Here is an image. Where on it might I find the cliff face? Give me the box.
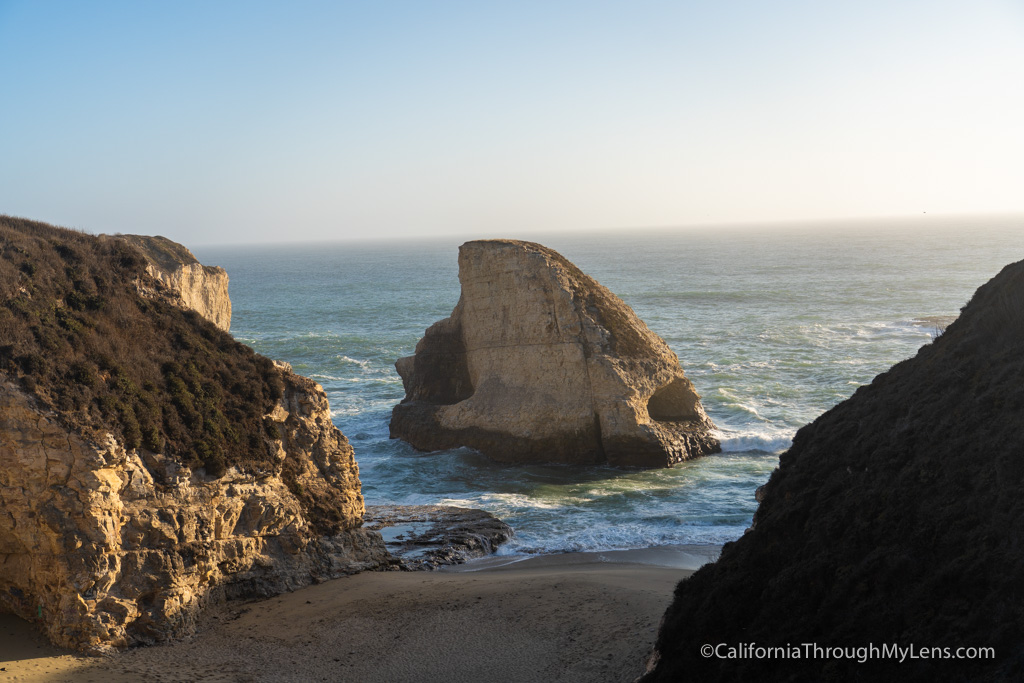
[0,370,384,651]
[119,234,232,332]
[0,216,386,651]
[390,240,718,467]
[642,260,1024,681]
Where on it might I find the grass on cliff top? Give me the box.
[118,233,224,277]
[0,215,282,479]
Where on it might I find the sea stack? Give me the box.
[641,259,1024,681]
[390,239,719,467]
[0,216,387,652]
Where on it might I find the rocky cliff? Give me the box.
[390,239,718,467]
[119,234,232,332]
[0,216,387,651]
[641,260,1024,681]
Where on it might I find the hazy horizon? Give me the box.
[185,211,1021,251]
[2,1,1022,247]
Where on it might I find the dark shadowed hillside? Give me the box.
[642,259,1024,682]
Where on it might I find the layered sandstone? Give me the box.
[119,234,232,332]
[390,239,718,467]
[642,260,1024,681]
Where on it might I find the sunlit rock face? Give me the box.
[642,259,1024,682]
[390,239,719,467]
[119,234,232,332]
[0,371,386,652]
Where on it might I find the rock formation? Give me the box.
[0,370,387,652]
[641,260,1024,681]
[390,239,718,467]
[364,504,514,570]
[0,216,387,652]
[119,234,232,332]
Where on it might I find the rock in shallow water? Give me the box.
[390,239,719,467]
[364,505,514,570]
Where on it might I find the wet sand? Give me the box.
[0,547,717,683]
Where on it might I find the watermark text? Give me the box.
[700,642,994,663]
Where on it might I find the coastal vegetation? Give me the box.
[0,215,283,478]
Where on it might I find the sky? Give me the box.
[1,0,1022,246]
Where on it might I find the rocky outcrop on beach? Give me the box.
[390,239,718,467]
[364,504,514,570]
[0,216,387,652]
[119,233,232,332]
[642,260,1024,681]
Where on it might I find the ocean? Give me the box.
[197,215,1024,555]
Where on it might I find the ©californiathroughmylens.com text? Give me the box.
[701,643,995,664]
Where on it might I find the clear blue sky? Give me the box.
[1,0,1022,245]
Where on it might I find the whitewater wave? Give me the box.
[330,400,397,418]
[475,492,580,511]
[495,522,749,555]
[336,355,371,367]
[910,314,958,328]
[320,376,399,384]
[714,429,793,453]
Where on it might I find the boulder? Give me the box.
[641,259,1024,681]
[390,239,718,467]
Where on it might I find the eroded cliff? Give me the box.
[0,370,385,651]
[642,260,1024,681]
[0,216,387,651]
[119,234,232,332]
[390,239,718,467]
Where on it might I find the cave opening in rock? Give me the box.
[646,378,700,422]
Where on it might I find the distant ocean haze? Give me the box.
[198,216,1024,554]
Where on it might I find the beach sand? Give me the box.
[0,547,717,683]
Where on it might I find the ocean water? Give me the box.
[198,215,1024,555]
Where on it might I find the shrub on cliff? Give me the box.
[0,215,282,479]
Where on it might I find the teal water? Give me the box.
[198,215,1024,554]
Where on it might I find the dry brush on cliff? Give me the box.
[0,215,284,479]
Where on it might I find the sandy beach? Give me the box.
[0,547,716,683]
